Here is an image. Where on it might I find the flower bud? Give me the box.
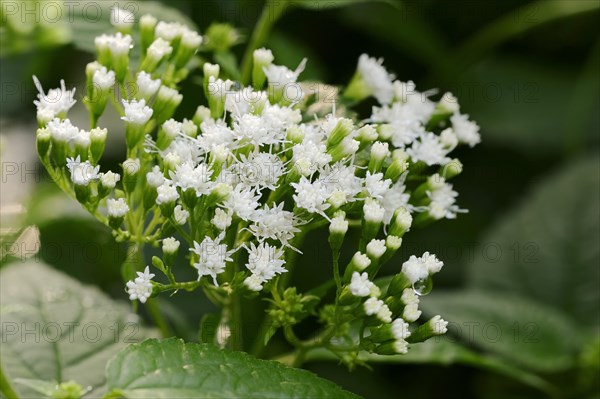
[362,198,384,242]
[356,125,378,145]
[122,99,153,149]
[327,118,354,149]
[107,198,129,229]
[36,128,51,159]
[153,86,183,124]
[389,206,412,237]
[90,127,107,163]
[204,23,238,52]
[99,171,120,198]
[162,237,180,265]
[406,315,448,343]
[329,211,348,253]
[374,339,408,355]
[174,28,202,68]
[140,38,173,72]
[135,72,161,101]
[140,14,157,55]
[368,141,389,173]
[173,205,189,225]
[366,238,386,261]
[110,6,134,34]
[122,158,140,193]
[329,137,359,163]
[439,158,463,180]
[252,48,274,89]
[343,251,371,281]
[193,105,212,125]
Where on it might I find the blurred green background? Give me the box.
[1,1,598,398]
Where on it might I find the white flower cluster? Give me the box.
[34,15,479,357]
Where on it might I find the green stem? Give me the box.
[0,364,19,399]
[240,0,289,85]
[154,280,202,293]
[145,298,174,337]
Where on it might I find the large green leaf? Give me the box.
[419,291,581,373]
[467,155,600,323]
[105,338,361,398]
[0,262,156,398]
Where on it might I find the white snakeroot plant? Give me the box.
[33,14,480,367]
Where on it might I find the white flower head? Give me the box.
[451,113,481,147]
[146,165,165,187]
[357,54,395,104]
[190,235,234,285]
[93,67,116,90]
[364,297,384,316]
[244,242,287,290]
[110,6,135,29]
[155,21,183,41]
[121,99,153,126]
[366,239,386,259]
[212,208,233,230]
[173,205,189,225]
[66,156,100,186]
[376,304,392,323]
[363,198,385,224]
[33,76,76,119]
[254,48,274,64]
[156,183,179,204]
[349,272,375,297]
[136,72,161,99]
[95,32,133,56]
[407,132,451,166]
[430,315,448,334]
[147,37,173,60]
[403,302,422,322]
[264,58,307,87]
[392,319,411,340]
[126,266,154,303]
[162,237,180,254]
[100,171,120,189]
[292,176,331,216]
[249,202,300,247]
[107,198,129,217]
[365,172,392,200]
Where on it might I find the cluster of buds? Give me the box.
[33,10,479,358]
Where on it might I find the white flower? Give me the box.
[181,28,203,48]
[126,266,154,303]
[320,163,362,204]
[403,302,421,322]
[93,67,115,90]
[429,315,448,334]
[147,37,173,60]
[173,205,189,225]
[33,76,77,119]
[292,176,331,216]
[181,119,198,137]
[222,184,261,221]
[439,128,458,150]
[244,242,286,291]
[401,252,443,285]
[428,182,466,220]
[370,141,390,162]
[156,183,179,204]
[45,118,79,142]
[264,58,307,87]
[292,141,332,176]
[74,130,90,149]
[170,161,214,196]
[381,182,411,225]
[66,156,100,186]
[364,297,384,316]
[376,304,392,323]
[235,151,285,191]
[349,272,374,297]
[421,251,444,274]
[363,198,385,224]
[249,202,300,246]
[122,158,141,175]
[110,6,135,29]
[100,171,120,189]
[146,165,165,187]
[351,252,372,271]
[439,92,459,113]
[357,54,395,104]
[95,32,133,56]
[162,237,180,254]
[401,288,419,305]
[225,87,267,117]
[366,239,386,259]
[406,132,451,166]
[212,208,233,230]
[136,72,161,99]
[254,48,274,64]
[244,274,264,292]
[190,235,234,285]
[365,172,392,200]
[207,77,233,101]
[451,113,481,147]
[155,21,183,41]
[122,99,153,126]
[393,339,409,354]
[391,319,411,340]
[107,198,129,217]
[330,213,349,235]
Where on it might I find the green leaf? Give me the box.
[105,338,361,398]
[290,0,397,10]
[0,262,156,398]
[67,1,197,54]
[419,291,581,373]
[467,155,600,323]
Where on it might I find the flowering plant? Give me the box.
[28,4,480,395]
